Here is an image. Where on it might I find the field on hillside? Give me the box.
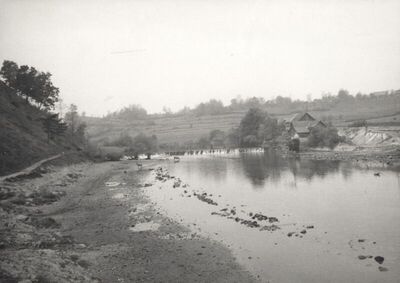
[85,111,246,145]
[85,104,400,147]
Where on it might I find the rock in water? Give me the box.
[374,256,384,264]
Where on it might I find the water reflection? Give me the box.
[296,159,341,181]
[153,151,400,283]
[240,151,284,187]
[239,151,342,187]
[176,151,397,191]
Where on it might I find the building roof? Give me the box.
[289,112,316,123]
[292,120,324,134]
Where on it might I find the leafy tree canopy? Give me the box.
[238,108,283,147]
[0,60,59,109]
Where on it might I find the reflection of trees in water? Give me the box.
[295,159,341,181]
[339,161,354,180]
[240,151,284,187]
[240,151,345,187]
[397,172,400,190]
[179,153,357,189]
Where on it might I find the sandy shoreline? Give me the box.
[0,160,256,282]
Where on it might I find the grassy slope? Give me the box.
[85,111,246,145]
[0,82,76,176]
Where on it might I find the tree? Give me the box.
[64,104,79,134]
[41,113,67,142]
[308,126,344,149]
[197,135,210,149]
[337,89,353,103]
[0,60,59,109]
[275,96,292,105]
[108,104,147,120]
[194,99,225,116]
[242,135,258,147]
[245,97,265,108]
[258,116,284,142]
[33,71,59,109]
[75,122,87,145]
[209,129,225,148]
[162,106,172,115]
[106,134,133,147]
[238,108,283,147]
[128,133,158,158]
[238,108,267,146]
[15,65,34,101]
[226,127,240,147]
[177,106,191,116]
[337,89,350,99]
[0,60,18,87]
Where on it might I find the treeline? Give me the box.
[103,133,158,158]
[189,89,400,117]
[105,104,147,120]
[37,104,87,146]
[104,89,400,121]
[0,60,86,147]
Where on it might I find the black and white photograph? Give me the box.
[0,0,399,282]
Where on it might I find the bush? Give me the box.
[308,126,344,149]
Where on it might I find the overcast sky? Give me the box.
[1,0,400,116]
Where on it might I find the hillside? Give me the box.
[84,111,245,146]
[0,82,80,175]
[84,95,400,149]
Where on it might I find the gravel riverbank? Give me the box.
[0,160,256,282]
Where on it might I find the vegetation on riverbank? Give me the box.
[100,133,159,160]
[0,60,88,176]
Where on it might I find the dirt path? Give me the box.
[0,154,62,182]
[0,160,256,282]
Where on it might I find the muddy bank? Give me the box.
[0,162,96,282]
[0,160,255,282]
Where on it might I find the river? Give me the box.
[145,151,400,282]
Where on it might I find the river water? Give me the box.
[145,151,400,282]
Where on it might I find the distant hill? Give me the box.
[84,111,246,147]
[0,82,81,175]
